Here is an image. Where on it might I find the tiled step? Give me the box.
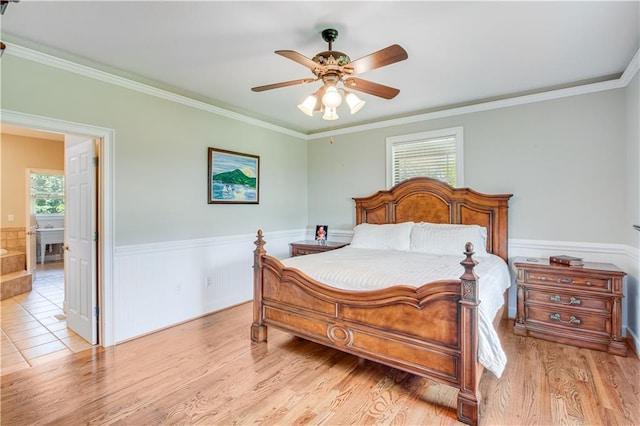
[1,251,26,275]
[1,270,33,300]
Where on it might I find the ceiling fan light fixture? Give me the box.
[297,94,317,117]
[253,28,407,122]
[321,85,342,109]
[322,107,339,121]
[345,91,366,114]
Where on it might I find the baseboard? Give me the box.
[627,328,640,359]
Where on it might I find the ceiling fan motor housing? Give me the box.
[313,28,350,71]
[312,51,351,67]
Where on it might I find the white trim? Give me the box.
[4,42,639,140]
[620,48,640,86]
[508,238,631,257]
[312,48,640,139]
[3,42,306,140]
[114,228,306,257]
[1,109,116,347]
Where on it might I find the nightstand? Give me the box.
[513,257,627,356]
[290,240,348,257]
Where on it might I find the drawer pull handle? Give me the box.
[557,277,573,284]
[549,313,581,324]
[550,295,581,305]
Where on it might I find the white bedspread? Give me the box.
[281,247,510,378]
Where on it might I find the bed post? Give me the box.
[250,229,268,343]
[457,242,480,426]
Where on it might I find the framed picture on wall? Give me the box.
[208,147,260,204]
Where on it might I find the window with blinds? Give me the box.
[386,127,463,188]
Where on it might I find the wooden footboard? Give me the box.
[251,230,483,425]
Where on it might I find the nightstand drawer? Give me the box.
[293,247,320,256]
[525,289,610,313]
[525,305,610,335]
[290,241,348,257]
[523,270,610,291]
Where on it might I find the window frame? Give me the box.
[385,126,464,188]
[32,172,65,215]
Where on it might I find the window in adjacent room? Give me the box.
[386,126,464,188]
[33,173,65,214]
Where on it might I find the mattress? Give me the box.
[281,246,511,378]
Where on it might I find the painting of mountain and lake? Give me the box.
[208,148,260,204]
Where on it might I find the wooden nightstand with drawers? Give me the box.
[290,240,348,257]
[513,257,627,356]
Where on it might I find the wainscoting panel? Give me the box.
[112,230,638,353]
[113,229,305,343]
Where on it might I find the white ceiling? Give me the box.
[1,1,639,135]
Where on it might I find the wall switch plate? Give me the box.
[7,214,14,222]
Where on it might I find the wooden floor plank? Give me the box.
[2,301,639,425]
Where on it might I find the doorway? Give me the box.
[13,132,98,345]
[2,109,115,347]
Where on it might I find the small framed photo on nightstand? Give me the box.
[315,225,328,244]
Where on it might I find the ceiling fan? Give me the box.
[251,28,408,120]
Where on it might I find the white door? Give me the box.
[65,137,97,344]
[25,171,38,273]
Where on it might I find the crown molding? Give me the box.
[4,42,307,140]
[310,50,640,139]
[5,42,639,141]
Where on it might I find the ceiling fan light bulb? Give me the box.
[322,107,339,121]
[321,85,342,109]
[297,95,317,117]
[346,92,366,114]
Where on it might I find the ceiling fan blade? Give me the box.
[276,50,323,72]
[251,78,316,92]
[345,44,408,75]
[343,77,400,99]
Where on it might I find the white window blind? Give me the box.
[386,127,463,188]
[392,136,457,185]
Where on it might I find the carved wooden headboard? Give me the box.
[353,177,513,261]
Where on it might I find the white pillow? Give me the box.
[350,222,414,251]
[410,222,489,256]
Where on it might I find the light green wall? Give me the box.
[1,56,308,246]
[308,89,628,244]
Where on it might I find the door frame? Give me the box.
[3,109,115,347]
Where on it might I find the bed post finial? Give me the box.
[251,229,268,343]
[460,242,479,303]
[254,229,266,256]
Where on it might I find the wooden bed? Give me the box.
[251,177,512,425]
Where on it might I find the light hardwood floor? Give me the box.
[2,301,639,425]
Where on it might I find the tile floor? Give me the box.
[1,261,93,376]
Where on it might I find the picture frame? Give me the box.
[208,147,260,204]
[315,225,328,243]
